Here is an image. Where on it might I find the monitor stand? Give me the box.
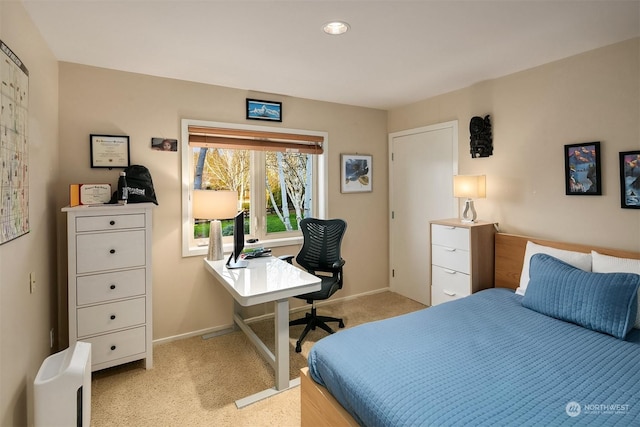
[226,252,248,269]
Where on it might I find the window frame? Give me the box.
[181,119,328,257]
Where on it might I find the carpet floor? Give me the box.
[90,291,425,427]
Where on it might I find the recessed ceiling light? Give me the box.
[322,21,350,35]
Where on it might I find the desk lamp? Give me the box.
[193,190,238,261]
[453,175,486,223]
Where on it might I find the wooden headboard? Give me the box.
[494,233,640,290]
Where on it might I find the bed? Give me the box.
[301,233,640,426]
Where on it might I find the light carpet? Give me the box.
[90,291,425,427]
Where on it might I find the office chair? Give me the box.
[283,218,347,353]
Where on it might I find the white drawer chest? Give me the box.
[430,219,496,306]
[62,203,154,371]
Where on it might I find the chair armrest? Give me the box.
[279,255,295,264]
[332,259,346,270]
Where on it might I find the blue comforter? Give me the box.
[308,288,640,426]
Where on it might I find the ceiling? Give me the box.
[21,0,640,110]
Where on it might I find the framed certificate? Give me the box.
[90,134,130,168]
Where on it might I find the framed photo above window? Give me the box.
[90,134,130,168]
[246,99,282,122]
[341,154,372,193]
[619,150,640,209]
[564,142,601,195]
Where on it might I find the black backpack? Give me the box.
[110,165,159,205]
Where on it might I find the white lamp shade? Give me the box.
[192,190,238,220]
[453,175,486,199]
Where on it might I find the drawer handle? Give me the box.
[109,220,115,226]
[443,290,456,296]
[443,269,457,274]
[109,284,116,290]
[109,249,116,254]
[110,345,116,351]
[444,247,457,252]
[110,314,116,320]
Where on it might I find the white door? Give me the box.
[389,121,458,305]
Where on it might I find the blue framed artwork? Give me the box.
[246,98,282,122]
[619,150,640,209]
[564,141,601,195]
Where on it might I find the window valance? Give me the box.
[187,125,324,154]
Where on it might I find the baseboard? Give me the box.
[152,287,391,346]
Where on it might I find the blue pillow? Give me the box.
[522,253,640,339]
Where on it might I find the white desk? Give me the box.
[204,255,321,407]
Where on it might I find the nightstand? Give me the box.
[430,219,496,306]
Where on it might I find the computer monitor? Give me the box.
[226,210,248,269]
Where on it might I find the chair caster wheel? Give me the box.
[295,342,302,353]
[338,320,345,328]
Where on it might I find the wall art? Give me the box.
[619,150,640,209]
[341,154,372,193]
[0,39,29,245]
[90,134,130,168]
[151,137,177,152]
[246,98,282,122]
[564,142,601,195]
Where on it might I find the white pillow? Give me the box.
[592,251,640,329]
[515,241,592,296]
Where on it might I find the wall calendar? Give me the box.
[0,40,29,245]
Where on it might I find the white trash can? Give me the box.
[34,342,92,427]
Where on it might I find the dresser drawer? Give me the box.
[76,230,146,274]
[431,265,471,306]
[431,224,469,250]
[77,269,146,305]
[431,244,470,274]
[76,213,145,232]
[82,327,146,366]
[77,297,146,337]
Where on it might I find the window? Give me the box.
[181,119,328,257]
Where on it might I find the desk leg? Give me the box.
[274,298,290,390]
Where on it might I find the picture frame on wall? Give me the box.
[90,134,130,168]
[564,141,601,195]
[619,150,640,209]
[246,98,282,122]
[341,154,372,193]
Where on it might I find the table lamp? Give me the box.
[453,175,486,223]
[192,189,238,261]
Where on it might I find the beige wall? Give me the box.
[56,63,389,343]
[0,2,60,426]
[3,2,639,423]
[389,38,640,252]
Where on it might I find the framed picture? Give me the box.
[90,134,130,168]
[151,137,177,152]
[619,150,640,209]
[246,98,282,122]
[341,154,372,193]
[564,141,601,195]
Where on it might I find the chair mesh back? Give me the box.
[296,218,346,272]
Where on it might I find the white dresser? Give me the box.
[430,219,496,306]
[62,203,154,371]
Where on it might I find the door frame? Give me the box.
[388,121,458,303]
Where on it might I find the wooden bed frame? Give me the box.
[300,232,640,426]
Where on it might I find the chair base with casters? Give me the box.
[281,217,347,353]
[290,302,345,353]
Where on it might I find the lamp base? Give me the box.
[461,198,477,223]
[207,220,224,261]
